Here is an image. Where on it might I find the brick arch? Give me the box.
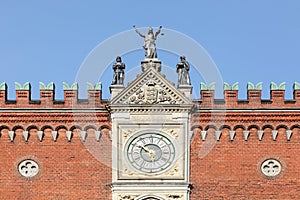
[219,125,231,131]
[191,125,203,131]
[276,124,288,130]
[99,124,110,130]
[41,125,53,131]
[84,125,97,131]
[262,124,274,130]
[205,125,217,131]
[70,125,82,131]
[0,125,10,131]
[233,124,246,131]
[12,125,24,131]
[26,125,39,131]
[247,124,260,130]
[290,124,300,130]
[55,125,67,131]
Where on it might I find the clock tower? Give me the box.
[108,56,193,200]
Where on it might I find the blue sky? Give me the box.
[1,0,300,100]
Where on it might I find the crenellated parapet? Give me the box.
[0,82,104,108]
[293,82,300,100]
[0,82,7,102]
[199,81,300,108]
[223,82,239,104]
[247,82,262,104]
[2,81,300,108]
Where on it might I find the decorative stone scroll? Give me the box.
[118,194,137,200]
[166,194,184,199]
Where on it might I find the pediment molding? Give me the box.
[109,67,193,112]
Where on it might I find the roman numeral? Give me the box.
[163,151,169,154]
[161,157,168,162]
[149,137,153,144]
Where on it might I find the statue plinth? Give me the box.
[141,59,161,72]
[178,84,193,99]
[110,84,125,99]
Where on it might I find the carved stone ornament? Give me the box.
[161,128,179,139]
[118,194,138,200]
[18,160,39,178]
[165,194,184,199]
[109,68,193,108]
[261,159,282,177]
[127,80,177,105]
[165,164,180,176]
[121,128,139,143]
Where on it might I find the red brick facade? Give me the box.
[1,83,300,199]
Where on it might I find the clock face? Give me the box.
[126,132,176,174]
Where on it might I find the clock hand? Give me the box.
[149,151,155,162]
[139,145,151,153]
[148,149,156,162]
[139,145,156,162]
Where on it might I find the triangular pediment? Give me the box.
[109,67,193,106]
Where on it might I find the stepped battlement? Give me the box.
[0,82,104,108]
[0,81,300,108]
[199,81,300,108]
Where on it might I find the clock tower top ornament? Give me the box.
[133,25,162,59]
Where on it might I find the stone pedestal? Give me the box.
[110,85,125,99]
[141,59,161,72]
[178,84,193,98]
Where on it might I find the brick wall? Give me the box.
[1,82,300,199]
[0,127,112,199]
[190,127,300,199]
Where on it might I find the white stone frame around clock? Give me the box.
[115,121,188,181]
[124,130,177,175]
